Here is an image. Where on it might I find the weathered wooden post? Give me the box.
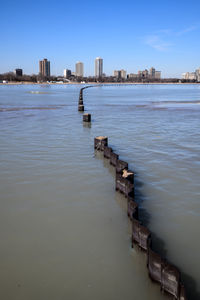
[116,159,128,174]
[78,105,84,111]
[83,113,91,122]
[104,146,113,159]
[127,191,138,220]
[94,136,108,151]
[132,218,151,251]
[116,169,134,197]
[147,248,163,283]
[110,152,119,166]
[79,99,84,105]
[161,264,180,299]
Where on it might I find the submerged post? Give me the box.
[83,113,91,122]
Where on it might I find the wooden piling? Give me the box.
[161,264,180,299]
[132,218,151,251]
[110,152,119,166]
[83,113,91,122]
[104,146,113,159]
[147,248,163,283]
[116,172,134,197]
[116,159,128,173]
[127,199,138,220]
[94,136,108,151]
[78,105,84,111]
[92,135,188,300]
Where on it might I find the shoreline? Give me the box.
[0,81,200,86]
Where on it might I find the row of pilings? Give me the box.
[78,87,188,300]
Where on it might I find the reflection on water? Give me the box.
[0,84,200,300]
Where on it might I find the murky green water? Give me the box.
[0,84,200,299]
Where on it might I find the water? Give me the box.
[0,84,200,300]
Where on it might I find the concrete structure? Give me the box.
[149,67,156,78]
[128,73,138,79]
[182,67,200,81]
[121,69,127,79]
[114,70,121,78]
[195,68,200,81]
[182,72,197,80]
[14,69,23,76]
[155,71,161,79]
[39,58,50,77]
[95,57,103,78]
[114,69,127,79]
[75,62,84,77]
[138,69,149,78]
[64,69,72,78]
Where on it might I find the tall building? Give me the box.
[39,58,50,77]
[75,62,84,77]
[120,69,127,79]
[149,67,156,78]
[95,57,103,77]
[14,69,23,76]
[64,69,72,78]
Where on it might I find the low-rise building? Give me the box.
[113,69,127,79]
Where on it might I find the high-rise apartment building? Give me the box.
[39,58,50,77]
[64,69,72,78]
[75,62,84,77]
[95,57,103,77]
[14,69,23,76]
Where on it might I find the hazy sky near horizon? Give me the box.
[0,0,200,77]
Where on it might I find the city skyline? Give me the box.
[1,0,200,77]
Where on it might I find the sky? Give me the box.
[0,0,200,77]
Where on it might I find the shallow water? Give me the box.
[0,84,200,300]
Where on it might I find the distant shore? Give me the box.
[0,81,200,85]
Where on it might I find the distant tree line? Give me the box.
[0,72,58,82]
[0,72,197,84]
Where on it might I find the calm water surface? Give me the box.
[0,84,200,300]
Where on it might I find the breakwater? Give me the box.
[79,86,188,300]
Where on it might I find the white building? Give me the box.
[75,61,84,77]
[155,71,161,79]
[195,68,200,81]
[113,69,127,79]
[95,57,103,77]
[182,72,196,80]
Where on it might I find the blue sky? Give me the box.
[0,0,200,77]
